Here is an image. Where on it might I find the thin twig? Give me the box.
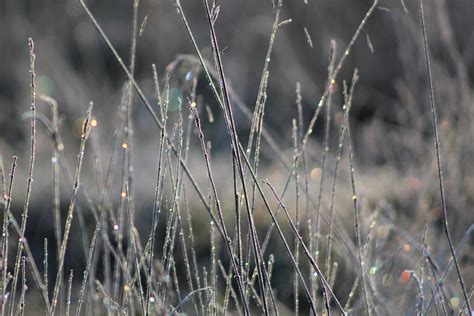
[66,270,74,316]
[51,104,93,315]
[203,1,280,313]
[417,0,471,311]
[1,156,17,316]
[76,223,100,316]
[169,287,212,315]
[189,105,249,314]
[346,118,370,315]
[78,0,227,243]
[263,179,346,315]
[10,39,37,316]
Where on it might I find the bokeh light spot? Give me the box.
[37,75,55,95]
[399,270,410,284]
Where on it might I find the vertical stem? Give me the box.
[10,39,37,316]
[417,0,471,311]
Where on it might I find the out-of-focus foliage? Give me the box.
[0,0,473,314]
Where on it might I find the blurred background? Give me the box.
[1,0,473,313]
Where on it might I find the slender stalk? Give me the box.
[292,119,300,316]
[189,105,250,314]
[10,39,37,316]
[169,287,212,315]
[325,78,353,279]
[51,104,93,315]
[418,0,471,311]
[1,156,17,316]
[43,238,48,309]
[79,0,227,242]
[146,67,168,315]
[239,152,319,315]
[19,257,26,316]
[4,212,50,312]
[263,180,346,315]
[346,116,370,314]
[258,0,380,265]
[203,1,280,314]
[66,270,73,316]
[121,3,140,306]
[175,2,293,171]
[314,40,336,299]
[40,96,64,313]
[76,224,100,316]
[218,260,243,316]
